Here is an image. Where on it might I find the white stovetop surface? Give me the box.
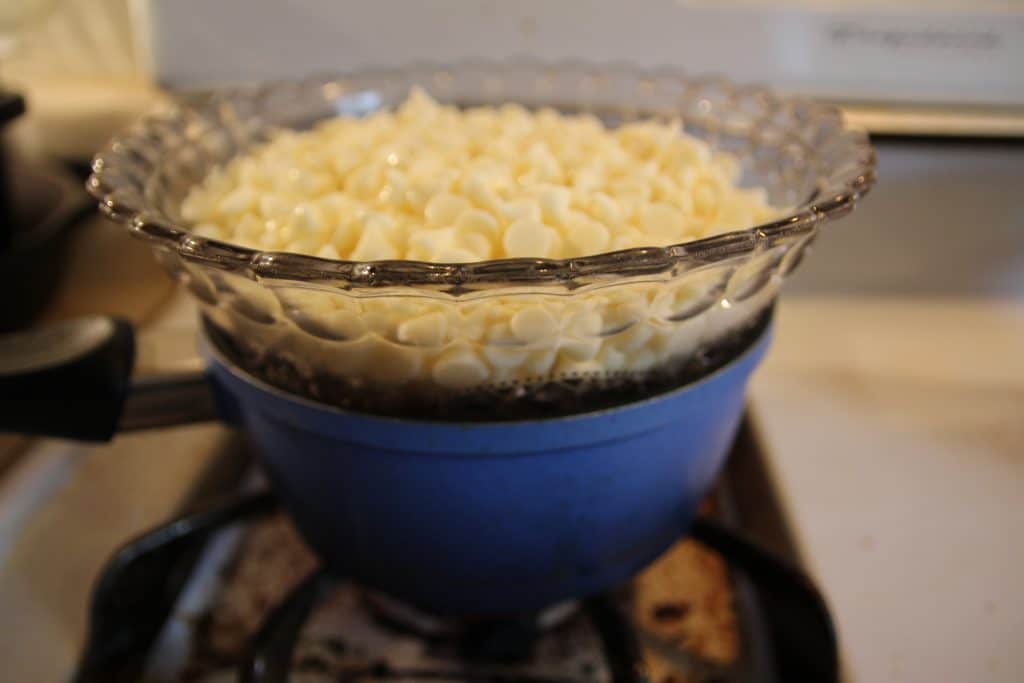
[751,295,1024,682]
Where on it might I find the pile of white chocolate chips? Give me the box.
[181,89,779,390]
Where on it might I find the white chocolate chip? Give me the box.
[692,179,721,217]
[235,214,266,242]
[362,212,399,239]
[544,228,564,259]
[259,194,291,219]
[640,202,684,236]
[597,346,627,372]
[361,310,397,338]
[287,238,318,254]
[318,192,356,219]
[259,231,285,250]
[291,202,328,236]
[217,186,256,215]
[330,220,358,253]
[482,345,531,369]
[555,357,603,377]
[564,216,611,256]
[609,178,652,203]
[614,324,655,353]
[558,337,602,362]
[365,343,422,384]
[712,151,742,183]
[435,246,480,263]
[425,193,470,227]
[572,166,604,194]
[609,229,647,251]
[524,349,557,376]
[193,223,225,240]
[500,199,542,223]
[453,230,493,259]
[565,309,603,338]
[536,185,572,225]
[523,141,563,183]
[180,193,213,222]
[316,244,340,259]
[319,309,367,340]
[503,219,554,258]
[433,347,490,388]
[654,320,705,358]
[344,164,384,199]
[397,312,449,346]
[286,169,332,196]
[350,229,398,261]
[463,173,501,211]
[604,297,648,334]
[331,150,363,178]
[485,321,520,345]
[455,209,499,238]
[380,169,408,208]
[510,306,560,344]
[586,192,623,226]
[624,348,658,373]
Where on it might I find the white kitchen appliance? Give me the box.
[136,0,1023,107]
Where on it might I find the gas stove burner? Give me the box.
[242,571,611,682]
[72,477,837,683]
[360,588,581,641]
[242,569,644,683]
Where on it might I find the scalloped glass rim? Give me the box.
[87,60,875,295]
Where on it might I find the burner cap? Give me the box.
[360,588,579,639]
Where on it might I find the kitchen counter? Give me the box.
[751,295,1024,682]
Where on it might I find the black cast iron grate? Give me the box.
[72,492,836,683]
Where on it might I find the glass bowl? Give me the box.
[88,61,875,418]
